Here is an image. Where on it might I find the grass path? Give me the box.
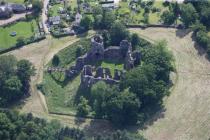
[130,28,210,140]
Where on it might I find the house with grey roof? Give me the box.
[49,16,61,25]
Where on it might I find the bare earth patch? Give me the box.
[130,28,210,140]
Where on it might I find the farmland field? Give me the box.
[0,20,38,50]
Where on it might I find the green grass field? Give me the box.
[42,39,91,115]
[42,72,80,115]
[0,20,38,50]
[3,0,25,3]
[51,3,64,16]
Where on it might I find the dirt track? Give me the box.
[130,28,210,140]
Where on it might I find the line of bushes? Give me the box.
[0,35,46,54]
[193,23,210,57]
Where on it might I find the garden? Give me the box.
[47,0,78,37]
[0,20,40,51]
[116,0,169,25]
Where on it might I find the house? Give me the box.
[101,3,115,9]
[100,0,116,10]
[0,5,13,18]
[11,4,26,13]
[49,16,61,25]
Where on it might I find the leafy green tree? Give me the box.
[52,55,60,66]
[16,37,25,46]
[93,14,103,29]
[80,15,94,30]
[32,0,43,15]
[195,30,210,49]
[0,113,15,140]
[17,60,35,83]
[0,55,36,106]
[77,96,91,117]
[180,3,198,27]
[200,6,210,28]
[161,10,176,25]
[131,33,140,49]
[141,41,174,82]
[91,81,118,117]
[106,89,140,126]
[3,76,22,101]
[110,21,129,45]
[102,11,116,29]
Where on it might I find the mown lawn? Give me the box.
[0,20,37,50]
[50,3,64,16]
[42,39,91,115]
[42,72,80,115]
[68,0,77,9]
[101,61,124,76]
[6,0,25,3]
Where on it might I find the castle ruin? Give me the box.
[48,34,141,87]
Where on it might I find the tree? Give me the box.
[3,76,22,101]
[80,15,94,30]
[131,33,140,49]
[200,6,210,28]
[52,55,60,66]
[110,21,129,45]
[17,60,35,83]
[120,41,173,116]
[141,41,174,82]
[77,96,91,117]
[16,37,25,46]
[106,89,140,126]
[195,30,209,49]
[102,11,116,29]
[143,13,149,24]
[161,10,176,25]
[91,81,118,117]
[32,0,43,15]
[180,3,198,27]
[93,14,103,29]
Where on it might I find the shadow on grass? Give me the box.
[74,84,91,105]
[49,72,80,88]
[82,118,115,137]
[76,31,90,38]
[175,28,191,38]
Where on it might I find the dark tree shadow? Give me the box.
[191,33,207,56]
[176,28,191,38]
[82,119,116,137]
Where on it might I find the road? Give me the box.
[42,0,50,34]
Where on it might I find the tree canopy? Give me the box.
[0,55,35,106]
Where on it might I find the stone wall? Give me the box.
[81,65,125,87]
[47,34,141,87]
